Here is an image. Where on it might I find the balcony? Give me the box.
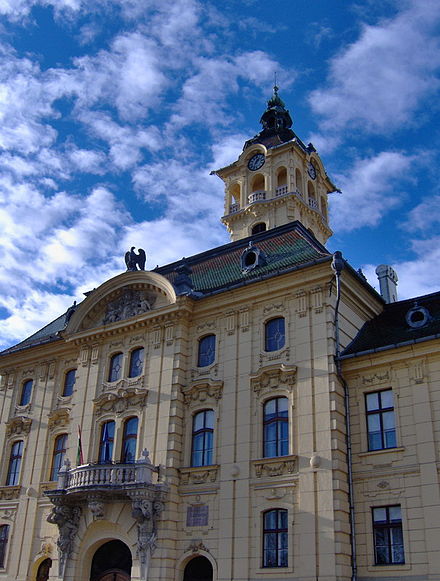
[248,190,266,203]
[229,202,240,213]
[45,450,164,503]
[275,185,289,196]
[308,197,319,210]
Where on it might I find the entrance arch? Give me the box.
[90,540,132,581]
[36,558,52,581]
[183,556,213,581]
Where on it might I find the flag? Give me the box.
[77,425,84,465]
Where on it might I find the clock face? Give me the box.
[247,153,265,171]
[307,161,317,180]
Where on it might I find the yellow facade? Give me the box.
[0,92,439,581]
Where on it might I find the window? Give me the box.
[373,505,405,565]
[98,421,115,463]
[263,509,288,568]
[62,369,76,397]
[366,389,396,451]
[191,410,214,467]
[265,318,285,352]
[252,222,266,235]
[6,440,23,486]
[0,525,9,568]
[51,434,67,481]
[197,335,215,367]
[121,417,138,463]
[19,379,33,406]
[108,353,123,382]
[129,347,144,378]
[263,397,289,458]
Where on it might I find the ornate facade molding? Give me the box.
[48,408,70,431]
[191,364,218,380]
[251,364,297,397]
[361,370,390,386]
[101,374,145,393]
[0,486,20,500]
[6,416,32,438]
[182,380,223,406]
[263,301,285,315]
[253,455,297,478]
[259,347,290,364]
[47,504,81,578]
[186,541,209,553]
[0,507,17,521]
[180,466,219,485]
[130,496,165,581]
[93,387,148,416]
[14,402,32,417]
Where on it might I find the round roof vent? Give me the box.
[406,303,430,328]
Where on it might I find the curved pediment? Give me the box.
[66,271,177,333]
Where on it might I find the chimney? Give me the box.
[375,264,398,303]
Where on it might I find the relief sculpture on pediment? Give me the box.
[103,289,155,324]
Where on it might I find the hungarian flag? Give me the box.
[77,425,84,465]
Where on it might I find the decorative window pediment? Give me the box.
[250,364,297,398]
[6,416,32,438]
[48,408,71,431]
[182,380,223,406]
[93,388,148,416]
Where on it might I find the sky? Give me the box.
[0,0,439,350]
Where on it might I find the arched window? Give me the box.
[6,440,23,486]
[251,173,265,193]
[19,379,33,406]
[265,317,285,352]
[51,434,67,481]
[183,556,213,581]
[295,168,303,194]
[98,421,115,463]
[121,417,139,463]
[191,410,214,467]
[36,558,52,581]
[277,167,287,186]
[0,525,10,568]
[62,369,76,397]
[263,397,289,458]
[308,181,317,209]
[263,509,288,567]
[252,222,267,235]
[108,353,123,382]
[129,347,144,378]
[197,335,216,367]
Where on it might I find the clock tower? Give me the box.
[213,87,338,245]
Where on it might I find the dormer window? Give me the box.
[241,242,267,273]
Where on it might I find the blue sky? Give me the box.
[0,0,439,349]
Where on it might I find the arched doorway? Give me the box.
[183,556,213,581]
[90,540,132,581]
[36,558,52,581]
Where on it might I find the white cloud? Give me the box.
[330,151,415,231]
[310,0,440,134]
[402,194,440,233]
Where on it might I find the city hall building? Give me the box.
[0,89,439,581]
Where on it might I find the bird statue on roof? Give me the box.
[125,247,146,271]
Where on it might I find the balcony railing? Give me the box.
[275,185,289,196]
[54,450,158,493]
[248,190,266,203]
[308,197,319,210]
[229,202,240,213]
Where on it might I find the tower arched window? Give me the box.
[62,369,76,397]
[108,353,123,382]
[295,168,303,194]
[51,434,67,481]
[265,317,285,352]
[263,397,289,458]
[191,410,214,467]
[98,420,115,463]
[263,509,288,567]
[197,335,216,367]
[252,222,267,235]
[121,417,139,463]
[129,347,144,378]
[19,379,33,406]
[307,181,317,210]
[251,173,265,193]
[6,440,23,486]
